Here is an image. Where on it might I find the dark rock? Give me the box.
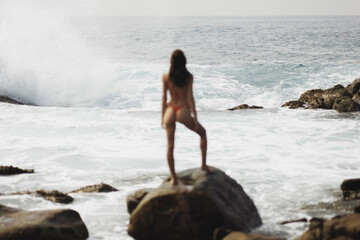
[282,79,360,112]
[298,89,325,108]
[346,78,360,95]
[70,183,118,193]
[281,101,304,109]
[0,166,34,175]
[126,189,152,214]
[295,214,360,240]
[0,95,24,105]
[0,205,88,240]
[341,179,360,191]
[341,179,360,200]
[332,96,360,112]
[228,104,263,111]
[14,190,74,204]
[279,218,307,225]
[213,228,233,240]
[353,91,360,101]
[127,168,262,240]
[222,231,285,240]
[36,190,74,204]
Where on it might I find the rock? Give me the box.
[70,183,118,193]
[228,104,263,111]
[281,101,304,109]
[282,79,360,112]
[341,179,360,191]
[302,200,360,212]
[333,96,360,112]
[36,190,74,204]
[126,189,152,214]
[222,232,285,240]
[0,165,34,175]
[298,89,325,108]
[0,95,24,105]
[279,218,307,225]
[341,179,360,200]
[346,78,360,95]
[295,214,360,240]
[0,205,88,240]
[14,190,74,204]
[127,168,262,240]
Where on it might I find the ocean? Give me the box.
[0,15,360,239]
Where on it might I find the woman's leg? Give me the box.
[163,107,177,185]
[176,107,210,172]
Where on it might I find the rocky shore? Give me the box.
[1,163,360,239]
[282,78,360,112]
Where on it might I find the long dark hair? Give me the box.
[169,49,190,88]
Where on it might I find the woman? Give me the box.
[161,49,210,185]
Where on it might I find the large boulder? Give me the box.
[295,214,360,240]
[0,205,88,240]
[282,79,360,112]
[127,168,262,240]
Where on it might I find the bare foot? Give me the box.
[170,178,178,185]
[200,165,213,173]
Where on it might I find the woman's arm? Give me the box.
[161,74,168,127]
[187,76,198,124]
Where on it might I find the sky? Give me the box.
[1,0,360,16]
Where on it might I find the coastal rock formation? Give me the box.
[214,228,285,240]
[295,214,360,240]
[70,183,118,193]
[14,190,74,204]
[228,104,263,111]
[0,205,88,240]
[127,168,262,240]
[0,166,34,175]
[341,179,360,201]
[282,79,360,112]
[0,95,24,105]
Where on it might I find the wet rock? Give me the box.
[228,104,263,111]
[341,179,360,201]
[295,214,360,240]
[332,96,360,112]
[282,79,360,112]
[70,183,118,193]
[281,101,304,109]
[0,205,88,240]
[346,78,360,95]
[279,218,307,225]
[0,166,34,175]
[0,95,24,105]
[127,167,262,240]
[302,200,360,212]
[14,190,74,204]
[213,228,285,240]
[222,232,285,240]
[36,190,74,204]
[126,189,152,214]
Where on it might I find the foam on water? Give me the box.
[0,105,359,239]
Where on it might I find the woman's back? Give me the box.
[164,73,192,106]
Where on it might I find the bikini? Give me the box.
[168,103,185,113]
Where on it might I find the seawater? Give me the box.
[0,14,360,239]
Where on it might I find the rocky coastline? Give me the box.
[1,164,360,239]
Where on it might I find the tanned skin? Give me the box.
[161,73,210,185]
